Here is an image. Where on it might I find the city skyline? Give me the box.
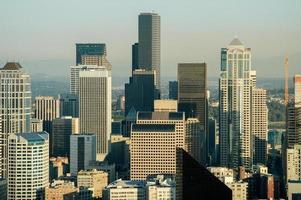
[0,0,300,78]
[0,2,300,199]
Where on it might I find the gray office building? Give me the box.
[138,13,161,89]
[70,134,96,175]
[59,93,79,117]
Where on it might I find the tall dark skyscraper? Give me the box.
[76,43,106,65]
[178,63,207,164]
[124,70,155,117]
[169,81,178,100]
[132,43,139,73]
[138,13,161,89]
[178,63,207,129]
[52,117,79,157]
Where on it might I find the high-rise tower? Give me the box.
[0,62,31,178]
[178,63,207,163]
[8,132,49,199]
[138,13,161,89]
[79,67,111,160]
[219,38,254,169]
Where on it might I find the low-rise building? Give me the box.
[207,167,234,182]
[146,175,176,200]
[287,181,301,200]
[77,169,108,199]
[103,179,145,200]
[49,157,69,180]
[103,175,176,200]
[226,181,248,200]
[45,180,77,200]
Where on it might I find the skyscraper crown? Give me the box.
[2,62,22,70]
[229,38,243,46]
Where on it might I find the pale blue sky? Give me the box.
[0,0,300,78]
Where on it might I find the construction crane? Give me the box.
[285,55,289,106]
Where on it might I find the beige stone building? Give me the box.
[130,112,185,180]
[227,181,248,200]
[45,180,77,200]
[77,169,108,198]
[252,88,268,165]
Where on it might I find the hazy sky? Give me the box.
[0,0,300,78]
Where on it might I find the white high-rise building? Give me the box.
[219,38,267,169]
[79,67,111,160]
[0,62,31,178]
[70,65,104,95]
[7,132,49,200]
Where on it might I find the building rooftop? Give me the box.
[137,112,184,121]
[1,62,22,70]
[106,179,145,189]
[132,124,175,132]
[229,38,243,46]
[146,175,176,187]
[16,132,49,142]
[78,169,107,175]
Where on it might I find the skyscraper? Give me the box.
[169,81,178,100]
[130,112,185,180]
[35,96,60,154]
[285,75,301,184]
[178,63,207,163]
[76,43,106,65]
[8,132,49,200]
[52,116,79,157]
[0,62,31,178]
[138,13,161,89]
[185,118,206,165]
[132,43,139,73]
[219,38,267,169]
[70,65,104,95]
[79,67,111,160]
[70,134,97,175]
[287,75,301,148]
[124,69,155,116]
[35,96,60,128]
[252,88,268,165]
[178,63,207,127]
[219,38,252,169]
[59,93,79,118]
